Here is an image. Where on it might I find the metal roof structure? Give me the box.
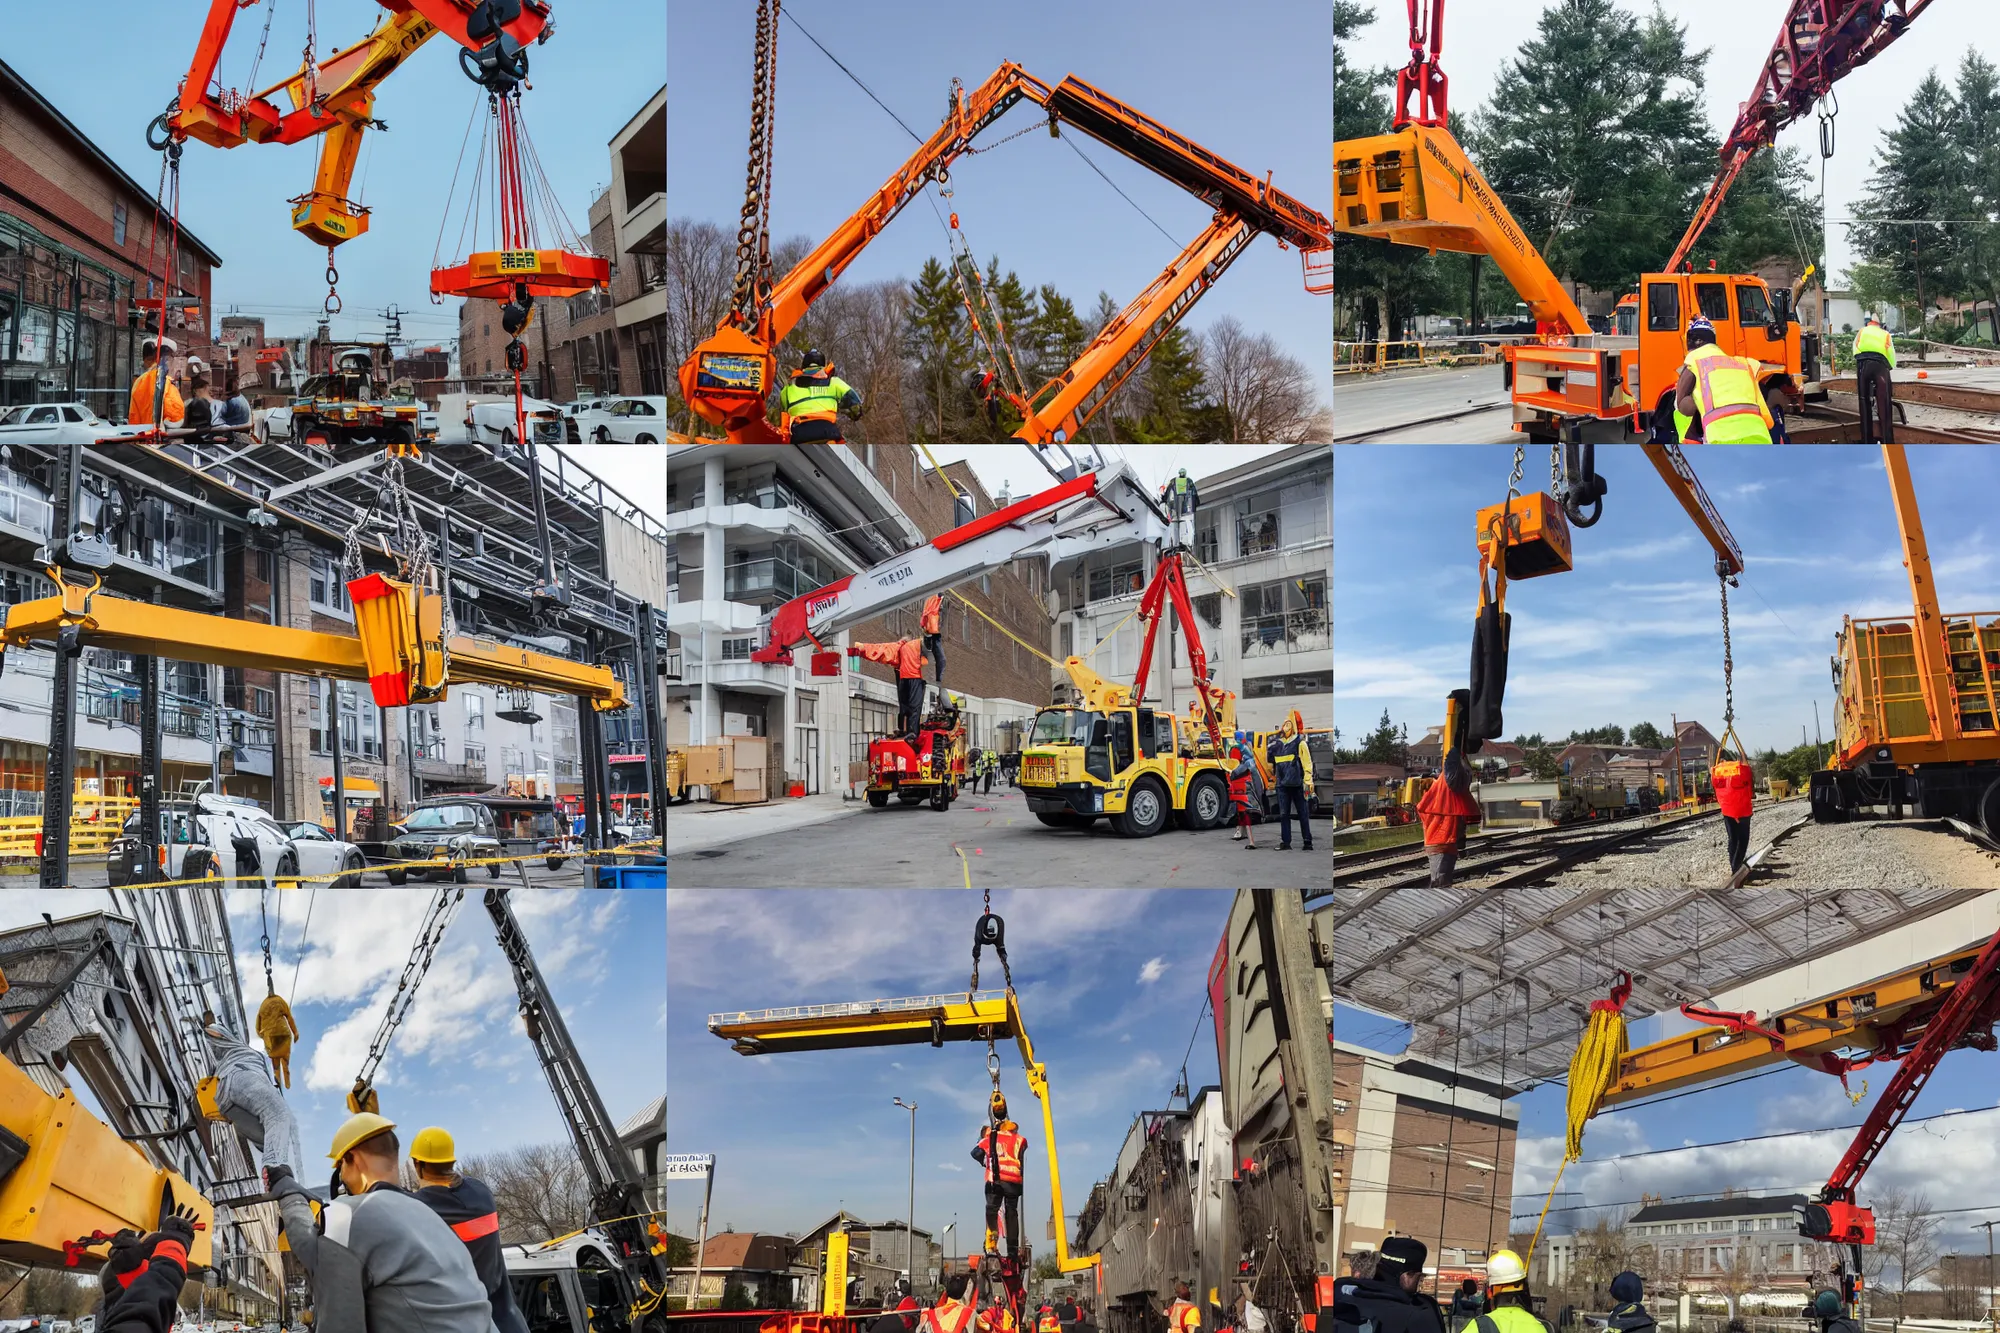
[1323,878,2000,1090]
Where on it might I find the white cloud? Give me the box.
[938,1162,965,1172]
[1138,957,1167,985]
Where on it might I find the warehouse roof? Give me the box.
[1630,1194,1806,1224]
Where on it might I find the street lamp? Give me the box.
[894,1098,918,1295]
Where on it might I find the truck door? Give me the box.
[1135,709,1158,760]
[1733,281,1785,366]
[1108,712,1135,775]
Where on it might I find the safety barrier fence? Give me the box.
[0,794,139,859]
[1333,338,1514,374]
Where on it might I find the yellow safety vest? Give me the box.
[1854,324,1897,367]
[1683,344,1772,444]
[780,373,854,424]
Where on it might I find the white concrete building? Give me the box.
[1049,444,1330,736]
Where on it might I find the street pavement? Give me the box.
[38,856,612,889]
[665,781,1333,888]
[1335,366,1516,442]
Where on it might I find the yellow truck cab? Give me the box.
[1019,696,1231,838]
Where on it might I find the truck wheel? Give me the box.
[1034,811,1078,828]
[387,868,408,885]
[867,789,890,809]
[1112,779,1169,838]
[1180,774,1227,830]
[1979,778,2000,841]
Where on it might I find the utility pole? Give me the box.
[1976,1221,1997,1329]
[894,1097,918,1295]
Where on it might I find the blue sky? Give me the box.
[5,3,663,344]
[666,889,1229,1245]
[4,887,664,1168]
[668,0,1333,404]
[1338,999,2000,1260]
[1334,445,2000,758]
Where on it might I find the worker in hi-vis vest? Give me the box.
[1853,315,1898,444]
[971,1092,1027,1259]
[1673,315,1774,444]
[780,348,863,443]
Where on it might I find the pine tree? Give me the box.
[1025,285,1089,388]
[1850,71,1975,330]
[903,257,972,442]
[1124,325,1210,442]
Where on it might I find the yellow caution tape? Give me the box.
[54,839,665,892]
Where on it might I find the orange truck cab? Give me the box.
[1508,270,1817,443]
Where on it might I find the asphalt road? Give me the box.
[1335,367,1517,442]
[666,782,1333,888]
[41,856,614,889]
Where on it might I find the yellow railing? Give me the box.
[1837,611,2000,750]
[1333,338,1506,375]
[0,793,140,859]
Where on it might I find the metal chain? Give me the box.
[961,120,1042,157]
[730,0,779,323]
[1719,573,1735,731]
[259,887,274,994]
[1549,443,1562,495]
[324,246,342,316]
[1506,445,1525,501]
[353,887,465,1089]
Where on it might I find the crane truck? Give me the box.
[1335,0,1932,442]
[1073,890,1336,1333]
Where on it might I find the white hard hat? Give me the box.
[187,356,208,375]
[1486,1250,1527,1288]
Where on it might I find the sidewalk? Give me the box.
[666,791,865,855]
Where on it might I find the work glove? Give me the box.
[155,1203,199,1250]
[265,1164,313,1201]
[99,1228,151,1300]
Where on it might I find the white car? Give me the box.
[587,396,668,445]
[467,396,564,451]
[108,792,306,886]
[0,402,148,445]
[279,820,369,887]
[560,398,610,443]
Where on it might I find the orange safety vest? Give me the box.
[1167,1300,1200,1333]
[854,640,928,680]
[1038,1313,1061,1333]
[978,1308,1017,1333]
[979,1123,1026,1184]
[927,1301,977,1333]
[923,595,943,635]
[128,366,184,426]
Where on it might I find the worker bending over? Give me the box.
[1854,315,1897,443]
[198,1011,303,1183]
[849,637,930,744]
[923,594,947,685]
[128,337,184,429]
[781,349,864,444]
[925,1274,978,1333]
[268,1113,496,1333]
[1674,316,1774,444]
[1479,1250,1547,1333]
[411,1126,532,1333]
[970,1092,1027,1259]
[95,1207,202,1333]
[1165,1282,1201,1333]
[256,985,300,1088]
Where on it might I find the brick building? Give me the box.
[0,54,222,417]
[1332,1039,1520,1269]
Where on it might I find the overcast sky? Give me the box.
[4,888,664,1169]
[1335,444,2000,757]
[669,0,1333,407]
[667,889,1228,1242]
[1339,0,2000,282]
[4,3,662,345]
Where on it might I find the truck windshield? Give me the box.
[1030,709,1096,745]
[407,805,479,829]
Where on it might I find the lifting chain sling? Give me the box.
[730,0,781,325]
[340,448,456,681]
[968,889,1012,1104]
[259,886,275,995]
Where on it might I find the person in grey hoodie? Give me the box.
[198,1010,303,1180]
[268,1113,497,1333]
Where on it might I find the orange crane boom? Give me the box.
[680,60,1331,442]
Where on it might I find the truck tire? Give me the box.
[867,789,890,809]
[1112,779,1169,838]
[1979,777,2000,842]
[1180,774,1227,831]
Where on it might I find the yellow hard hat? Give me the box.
[990,1091,1009,1118]
[328,1111,397,1160]
[410,1126,456,1164]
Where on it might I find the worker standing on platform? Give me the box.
[410,1127,532,1333]
[1674,316,1774,444]
[1162,469,1200,518]
[925,1275,978,1333]
[780,349,863,444]
[923,594,947,685]
[849,637,930,745]
[1165,1282,1201,1333]
[1331,1237,1441,1333]
[266,1114,496,1333]
[970,1092,1027,1260]
[128,337,184,428]
[1480,1251,1547,1333]
[1714,751,1755,874]
[1854,315,1898,443]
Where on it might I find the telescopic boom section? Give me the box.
[1641,444,1746,576]
[1882,442,1960,743]
[752,464,1168,666]
[1664,0,1934,274]
[1129,553,1228,756]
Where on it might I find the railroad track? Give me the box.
[1335,808,1719,891]
[1943,818,2000,858]
[1721,813,1812,889]
[1330,402,1509,443]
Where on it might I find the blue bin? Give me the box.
[595,864,666,889]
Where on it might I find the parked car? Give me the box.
[0,402,148,445]
[107,792,300,887]
[279,820,369,887]
[587,396,668,445]
[387,798,505,883]
[559,399,610,443]
[469,396,564,451]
